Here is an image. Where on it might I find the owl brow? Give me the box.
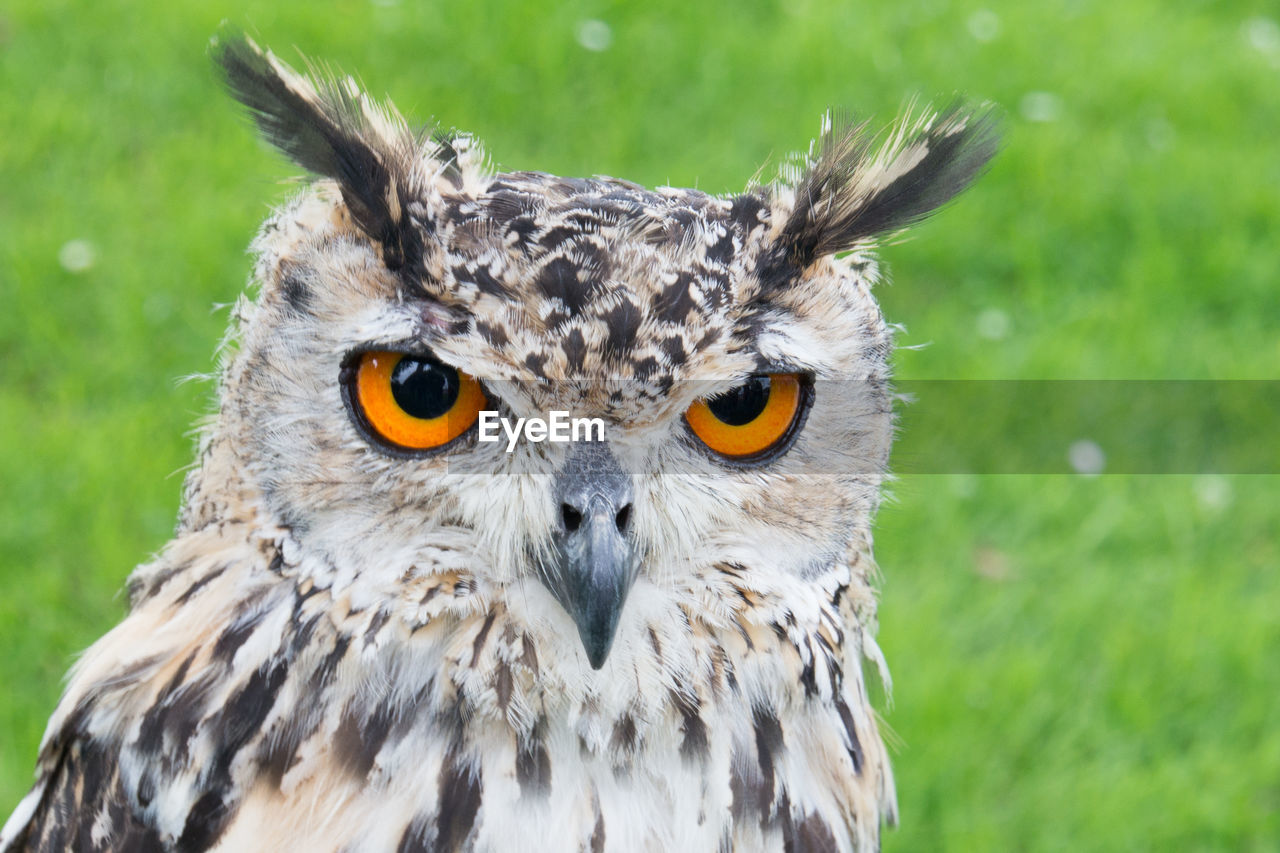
[346,340,450,364]
[753,356,811,376]
[752,356,803,373]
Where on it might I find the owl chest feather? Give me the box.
[11,525,892,853]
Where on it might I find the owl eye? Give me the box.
[345,351,487,453]
[684,373,811,463]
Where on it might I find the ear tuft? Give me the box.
[211,26,423,273]
[780,101,1000,266]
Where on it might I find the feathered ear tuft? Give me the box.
[211,27,423,273]
[780,101,1000,266]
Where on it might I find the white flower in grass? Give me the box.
[976,307,1010,340]
[1068,440,1105,476]
[967,10,1000,43]
[576,20,612,52]
[58,239,96,273]
[1019,92,1062,123]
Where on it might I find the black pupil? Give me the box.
[707,376,771,426]
[389,356,461,420]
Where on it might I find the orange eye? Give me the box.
[685,373,809,462]
[347,351,486,452]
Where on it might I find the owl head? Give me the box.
[194,32,996,684]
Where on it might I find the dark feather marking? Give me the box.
[647,627,663,662]
[537,256,594,315]
[475,320,509,347]
[383,679,438,748]
[800,639,818,697]
[435,750,483,852]
[37,751,73,852]
[310,632,351,691]
[137,773,155,808]
[279,272,311,312]
[289,594,324,651]
[115,805,168,853]
[515,738,551,798]
[729,748,755,820]
[215,661,289,766]
[547,177,586,196]
[19,738,169,853]
[590,808,606,853]
[506,215,539,252]
[470,611,497,667]
[695,327,721,353]
[334,699,397,779]
[396,813,434,853]
[212,609,266,662]
[176,659,289,848]
[458,264,509,297]
[652,271,698,324]
[89,654,164,695]
[493,661,513,711]
[782,811,840,853]
[632,355,659,381]
[68,740,111,853]
[483,190,534,225]
[672,690,709,761]
[519,634,539,674]
[177,790,228,852]
[567,242,609,288]
[729,193,768,230]
[175,563,228,604]
[562,328,588,373]
[705,226,735,265]
[754,707,784,816]
[430,133,466,189]
[212,30,426,279]
[610,714,637,754]
[564,210,606,229]
[135,650,199,756]
[658,335,687,366]
[834,699,865,774]
[128,558,191,604]
[524,352,548,378]
[783,103,1000,266]
[750,251,800,304]
[447,217,491,251]
[156,676,219,767]
[538,225,581,251]
[602,300,642,361]
[258,714,317,788]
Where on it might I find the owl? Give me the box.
[1,31,996,853]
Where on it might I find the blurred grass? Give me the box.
[1,0,1277,849]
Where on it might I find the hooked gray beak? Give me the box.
[545,443,636,669]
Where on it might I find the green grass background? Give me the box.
[1,0,1277,848]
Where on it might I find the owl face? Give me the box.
[209,34,996,674]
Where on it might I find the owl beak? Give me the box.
[546,444,637,669]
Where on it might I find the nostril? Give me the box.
[561,503,583,533]
[614,504,632,534]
